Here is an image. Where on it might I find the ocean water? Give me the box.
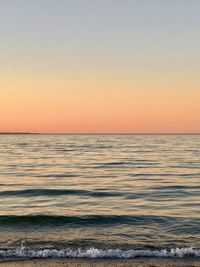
[0,134,200,259]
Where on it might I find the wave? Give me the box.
[0,214,199,228]
[0,189,121,198]
[0,214,178,226]
[0,214,159,226]
[0,247,200,259]
[1,186,198,199]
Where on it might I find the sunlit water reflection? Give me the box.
[0,134,199,257]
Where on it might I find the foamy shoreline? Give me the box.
[1,258,200,267]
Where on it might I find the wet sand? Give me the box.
[0,258,200,267]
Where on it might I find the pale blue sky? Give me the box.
[1,0,200,73]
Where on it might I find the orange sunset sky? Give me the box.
[0,0,200,133]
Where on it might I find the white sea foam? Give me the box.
[0,247,199,259]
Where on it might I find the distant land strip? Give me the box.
[0,132,199,135]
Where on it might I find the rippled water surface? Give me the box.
[0,134,199,258]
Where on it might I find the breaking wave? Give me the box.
[0,247,200,259]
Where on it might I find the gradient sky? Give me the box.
[0,0,200,133]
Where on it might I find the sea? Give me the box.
[0,134,200,260]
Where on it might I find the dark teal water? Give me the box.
[0,134,200,259]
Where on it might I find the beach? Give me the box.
[1,258,200,267]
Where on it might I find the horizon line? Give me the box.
[0,132,200,135]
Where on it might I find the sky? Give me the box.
[0,0,200,133]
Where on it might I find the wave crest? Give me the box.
[0,247,200,259]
